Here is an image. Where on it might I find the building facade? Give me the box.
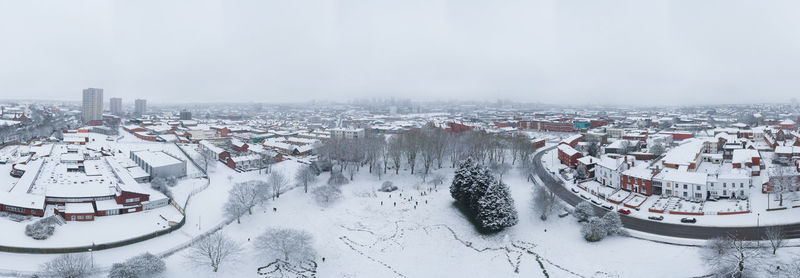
[135,99,147,116]
[82,88,103,123]
[110,97,122,115]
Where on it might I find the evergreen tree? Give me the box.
[476,180,519,231]
[450,157,478,204]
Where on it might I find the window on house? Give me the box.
[696,185,701,190]
[683,184,687,189]
[723,183,726,187]
[683,192,687,197]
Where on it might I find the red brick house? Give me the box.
[557,144,583,168]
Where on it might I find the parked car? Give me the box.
[681,217,697,223]
[591,200,601,205]
[617,209,631,215]
[602,205,613,210]
[580,195,590,200]
[648,215,664,221]
[571,188,579,193]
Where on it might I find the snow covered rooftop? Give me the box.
[557,144,579,156]
[131,151,183,168]
[731,149,760,164]
[661,139,706,166]
[65,202,95,214]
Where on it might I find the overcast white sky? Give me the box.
[0,0,798,105]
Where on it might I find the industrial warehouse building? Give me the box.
[129,150,187,179]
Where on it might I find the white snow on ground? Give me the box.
[0,205,182,248]
[0,141,788,277]
[159,165,706,278]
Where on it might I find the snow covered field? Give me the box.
[6,140,800,277]
[157,165,708,278]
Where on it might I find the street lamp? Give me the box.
[757,213,760,227]
[88,247,94,268]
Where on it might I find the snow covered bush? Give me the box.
[450,158,518,232]
[312,184,342,206]
[25,216,58,240]
[39,253,92,278]
[108,253,166,278]
[581,216,606,242]
[327,171,349,186]
[573,201,594,222]
[379,181,397,192]
[601,211,624,236]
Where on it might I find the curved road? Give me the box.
[533,146,800,240]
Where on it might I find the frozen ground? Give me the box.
[3,143,795,277]
[160,166,707,278]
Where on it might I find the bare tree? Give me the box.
[267,171,289,200]
[225,195,248,224]
[764,226,786,255]
[701,234,766,277]
[39,253,92,278]
[402,131,420,174]
[254,228,317,264]
[533,185,558,221]
[225,181,260,223]
[388,136,404,174]
[295,165,317,193]
[373,159,384,180]
[186,233,242,273]
[771,167,795,207]
[346,163,358,181]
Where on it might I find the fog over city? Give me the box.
[1,0,799,105]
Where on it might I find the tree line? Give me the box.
[316,125,540,182]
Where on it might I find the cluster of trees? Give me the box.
[450,158,518,232]
[317,126,539,182]
[186,228,317,275]
[39,251,165,277]
[224,171,290,223]
[108,253,166,278]
[573,201,623,242]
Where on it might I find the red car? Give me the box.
[617,209,631,215]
